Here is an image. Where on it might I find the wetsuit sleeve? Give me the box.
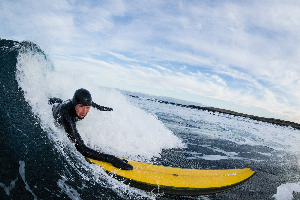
[48,98,63,105]
[60,108,83,144]
[92,101,113,111]
[60,108,132,170]
[74,143,133,170]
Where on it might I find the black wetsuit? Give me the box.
[49,98,133,170]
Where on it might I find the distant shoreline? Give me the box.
[128,94,300,130]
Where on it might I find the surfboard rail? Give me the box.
[86,158,255,196]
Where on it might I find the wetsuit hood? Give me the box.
[72,88,92,106]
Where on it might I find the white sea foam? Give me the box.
[15,45,184,162]
[127,97,300,154]
[15,43,300,200]
[57,178,82,200]
[273,182,300,200]
[15,45,185,199]
[0,179,17,196]
[19,161,37,200]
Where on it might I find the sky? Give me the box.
[1,0,300,123]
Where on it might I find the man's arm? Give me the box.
[75,143,133,170]
[92,101,113,111]
[48,98,63,105]
[60,109,132,170]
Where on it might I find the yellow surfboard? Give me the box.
[86,158,255,195]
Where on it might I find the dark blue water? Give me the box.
[1,39,300,200]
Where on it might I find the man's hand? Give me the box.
[110,157,133,170]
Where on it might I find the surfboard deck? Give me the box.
[86,157,255,196]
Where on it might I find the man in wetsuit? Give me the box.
[49,88,133,170]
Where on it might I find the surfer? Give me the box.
[49,88,133,170]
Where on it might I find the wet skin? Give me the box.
[75,104,91,119]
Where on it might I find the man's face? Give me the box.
[75,104,91,119]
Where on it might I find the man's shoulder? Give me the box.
[53,99,72,112]
[60,99,73,109]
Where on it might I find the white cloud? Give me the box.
[151,64,172,72]
[2,0,300,122]
[211,75,227,86]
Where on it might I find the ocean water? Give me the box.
[1,39,300,200]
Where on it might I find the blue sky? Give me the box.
[1,0,300,123]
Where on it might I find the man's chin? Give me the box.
[78,116,86,119]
